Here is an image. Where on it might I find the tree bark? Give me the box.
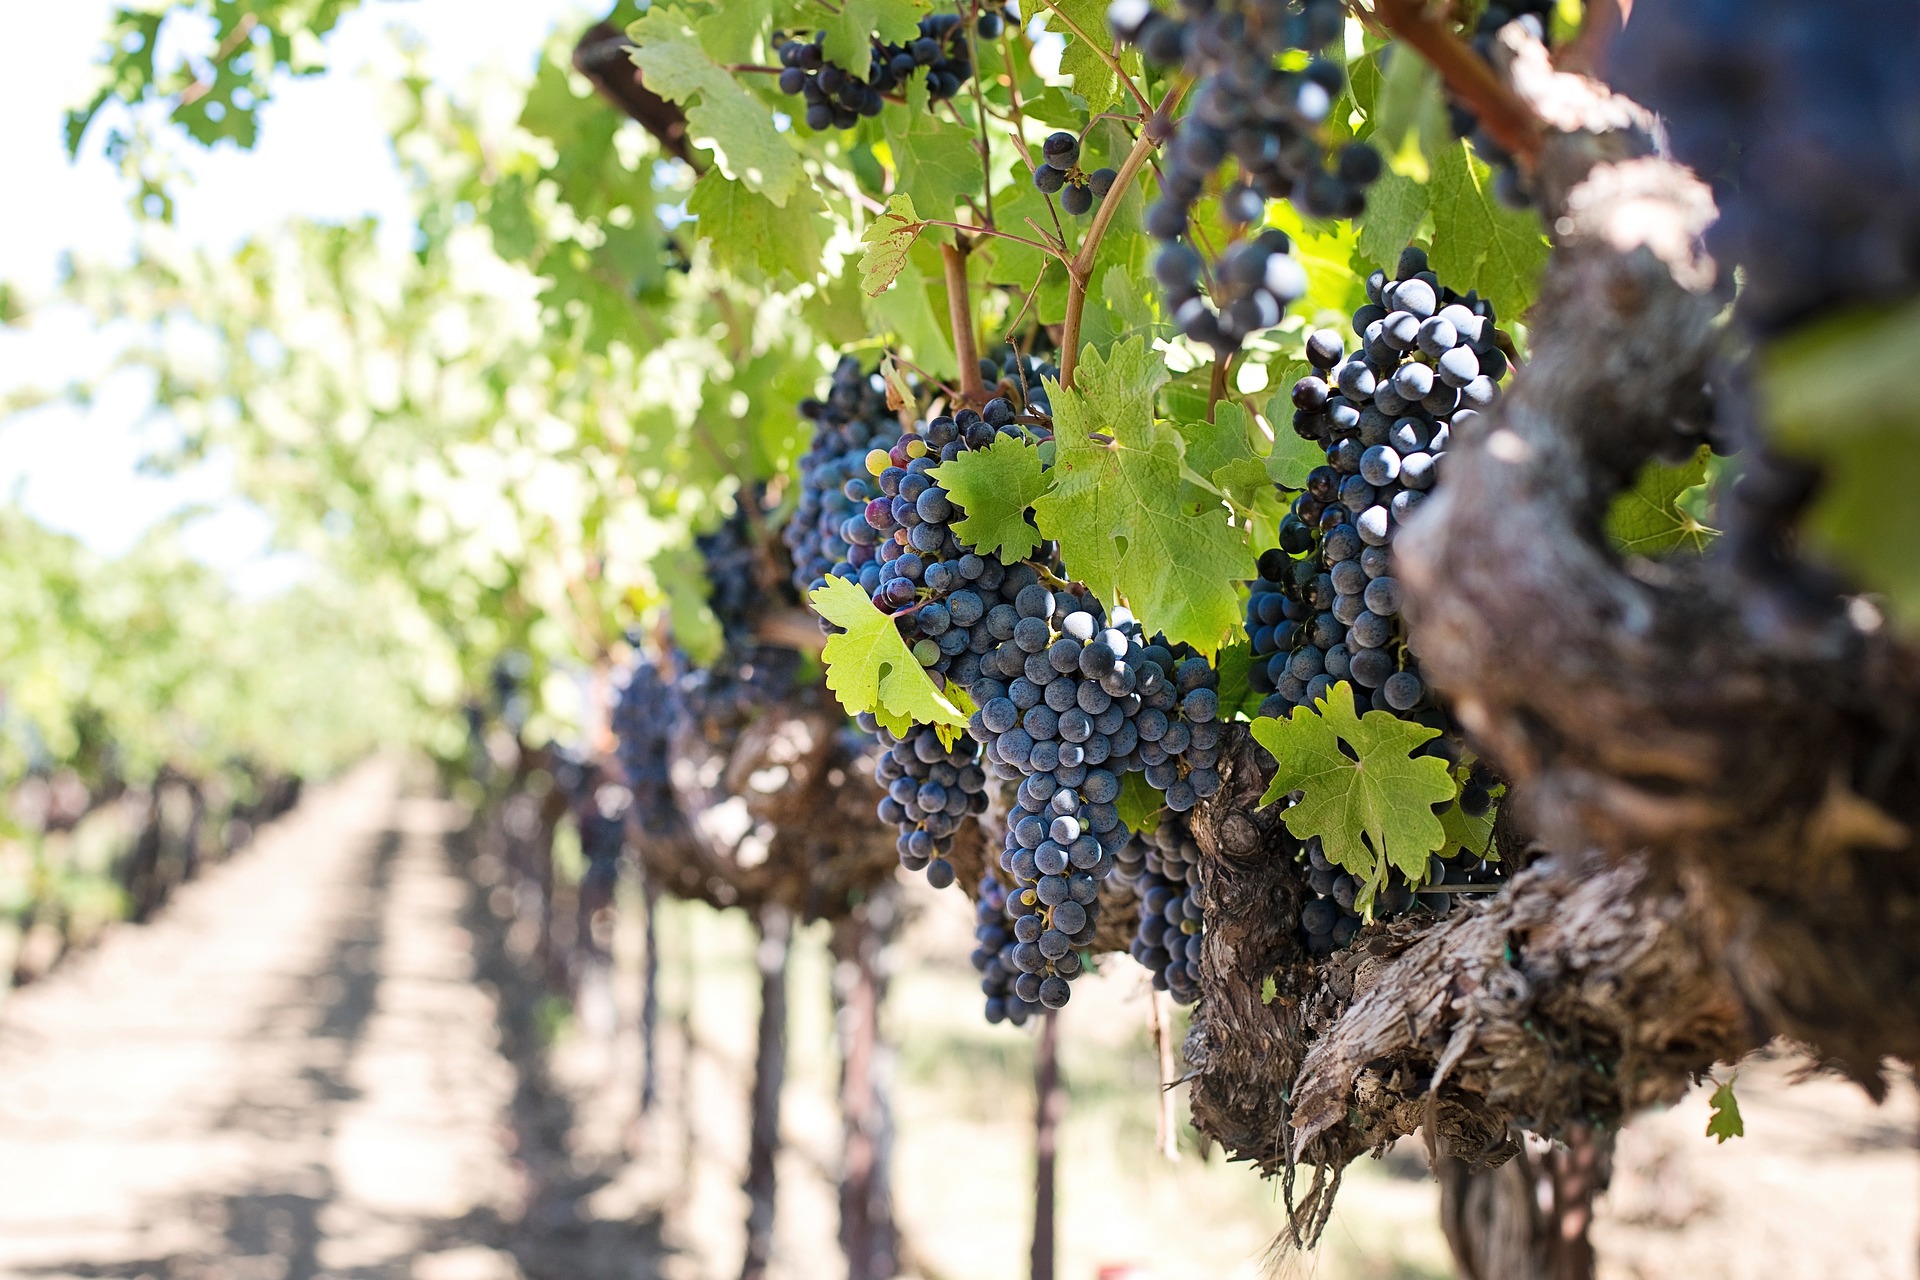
[1031,1010,1062,1280]
[740,902,792,1280]
[834,892,900,1280]
[1439,1126,1612,1280]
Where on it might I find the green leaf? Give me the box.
[1761,299,1920,629]
[883,105,981,237]
[1263,360,1329,490]
[1356,170,1429,274]
[1260,973,1277,1005]
[1606,446,1716,556]
[688,170,826,286]
[1251,681,1457,882]
[1033,339,1256,655]
[929,435,1051,562]
[820,0,926,79]
[860,193,924,297]
[1436,796,1497,862]
[810,577,970,736]
[1706,1077,1744,1143]
[1116,769,1165,835]
[1369,44,1443,161]
[657,544,725,667]
[1211,641,1269,722]
[628,7,804,206]
[1044,0,1142,115]
[1427,140,1548,323]
[865,245,956,377]
[1265,202,1369,320]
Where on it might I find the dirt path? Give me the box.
[0,758,656,1280]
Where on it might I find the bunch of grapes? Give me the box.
[1608,0,1920,332]
[1254,246,1509,717]
[1109,0,1379,351]
[978,345,1058,420]
[613,655,682,837]
[867,717,990,890]
[1115,812,1209,1005]
[785,358,902,595]
[970,874,1046,1025]
[776,8,1007,130]
[1031,130,1119,218]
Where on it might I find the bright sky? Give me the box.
[0,0,595,589]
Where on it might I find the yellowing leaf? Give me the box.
[1251,681,1456,881]
[929,434,1051,562]
[860,193,924,297]
[810,576,970,736]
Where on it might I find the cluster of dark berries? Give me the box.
[1115,812,1206,1004]
[1253,245,1509,717]
[979,345,1058,418]
[786,358,902,595]
[1609,0,1920,332]
[1109,0,1380,350]
[613,655,682,838]
[972,874,1051,1025]
[1032,130,1119,218]
[776,9,1000,130]
[869,719,990,889]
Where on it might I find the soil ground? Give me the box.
[1,759,1912,1280]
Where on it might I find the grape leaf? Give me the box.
[1606,446,1716,556]
[628,7,804,206]
[1116,770,1165,835]
[865,244,956,376]
[1251,681,1456,881]
[860,194,924,297]
[1260,973,1278,1004]
[688,171,827,286]
[1033,338,1256,655]
[1427,140,1548,324]
[1356,170,1429,273]
[1265,202,1369,320]
[820,0,926,79]
[1043,0,1143,115]
[929,435,1051,562]
[1178,402,1270,514]
[1437,796,1496,862]
[1263,359,1330,490]
[1706,1078,1744,1143]
[1211,641,1269,722]
[884,106,981,238]
[1762,299,1920,629]
[810,577,971,736]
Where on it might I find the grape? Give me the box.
[1111,0,1370,351]
[613,654,681,836]
[1118,811,1207,1005]
[773,11,988,129]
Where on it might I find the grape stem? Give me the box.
[941,241,989,405]
[1371,0,1542,164]
[1059,79,1189,389]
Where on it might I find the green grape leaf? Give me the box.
[1178,402,1268,512]
[980,164,1064,291]
[656,544,726,667]
[933,684,978,750]
[1117,770,1165,835]
[688,170,827,286]
[1606,445,1716,556]
[1706,1078,1745,1143]
[1368,41,1443,160]
[1211,641,1270,722]
[1762,299,1920,629]
[865,244,956,377]
[1044,0,1143,115]
[820,0,926,79]
[1260,973,1278,1005]
[811,577,970,736]
[1251,681,1457,881]
[1033,338,1255,655]
[1263,359,1329,490]
[929,435,1051,562]
[884,106,980,238]
[1427,140,1548,324]
[1436,796,1497,862]
[1266,202,1369,319]
[628,7,804,206]
[1356,170,1430,273]
[860,193,924,296]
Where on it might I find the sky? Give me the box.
[0,0,596,590]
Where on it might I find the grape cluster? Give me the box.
[869,718,990,890]
[613,655,681,837]
[1110,0,1379,351]
[1437,4,1556,209]
[786,358,902,595]
[698,502,776,650]
[970,874,1046,1026]
[1607,0,1920,332]
[776,8,1002,130]
[1253,246,1509,717]
[1032,130,1119,219]
[978,345,1058,419]
[1115,813,1207,1005]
